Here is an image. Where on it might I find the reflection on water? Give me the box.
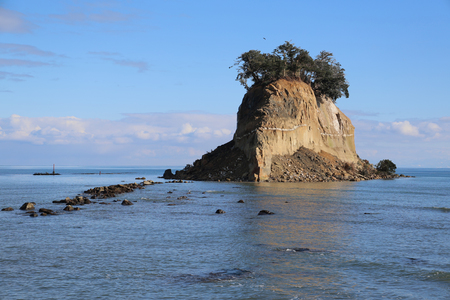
[234,182,359,298]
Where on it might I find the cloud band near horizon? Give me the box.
[0,112,449,168]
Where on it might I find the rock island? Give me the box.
[164,42,398,182]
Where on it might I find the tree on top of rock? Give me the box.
[234,41,349,102]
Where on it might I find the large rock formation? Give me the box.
[234,79,358,181]
[164,79,385,182]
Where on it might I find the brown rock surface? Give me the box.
[165,79,393,182]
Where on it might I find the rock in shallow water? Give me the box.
[215,209,225,214]
[64,205,74,211]
[2,207,14,211]
[258,210,275,215]
[121,199,133,206]
[20,202,35,210]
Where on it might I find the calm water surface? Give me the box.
[0,167,449,299]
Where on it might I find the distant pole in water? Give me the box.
[53,164,55,175]
[99,171,101,175]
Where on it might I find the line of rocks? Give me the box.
[1,180,161,217]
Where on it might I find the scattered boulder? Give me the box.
[39,208,55,215]
[135,177,146,180]
[177,196,187,200]
[237,200,245,203]
[142,180,154,185]
[29,212,38,217]
[121,199,133,206]
[64,205,74,211]
[215,209,226,214]
[258,210,275,215]
[20,202,35,210]
[2,207,14,211]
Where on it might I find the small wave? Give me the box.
[426,207,450,213]
[172,268,252,283]
[424,270,450,282]
[277,247,329,253]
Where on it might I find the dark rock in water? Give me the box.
[237,200,245,203]
[2,207,14,211]
[30,212,38,217]
[215,209,226,214]
[39,208,55,215]
[177,196,187,200]
[20,202,35,210]
[258,210,274,215]
[135,177,146,180]
[41,212,47,216]
[292,248,310,252]
[163,169,175,179]
[84,183,143,199]
[74,207,81,211]
[54,196,92,205]
[99,202,110,205]
[121,199,133,206]
[64,205,74,211]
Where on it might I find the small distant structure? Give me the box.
[33,164,61,176]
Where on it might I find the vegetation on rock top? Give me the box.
[234,41,349,102]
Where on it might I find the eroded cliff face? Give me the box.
[233,79,358,181]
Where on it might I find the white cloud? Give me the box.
[180,123,196,135]
[0,112,236,166]
[392,121,421,137]
[354,117,450,167]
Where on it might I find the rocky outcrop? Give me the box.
[233,79,358,181]
[165,79,382,182]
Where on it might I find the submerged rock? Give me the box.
[258,210,275,215]
[2,207,14,211]
[121,199,133,206]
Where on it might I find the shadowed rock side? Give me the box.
[165,141,250,181]
[164,79,399,182]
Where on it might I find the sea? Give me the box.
[0,166,449,300]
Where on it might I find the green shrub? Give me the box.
[375,159,397,175]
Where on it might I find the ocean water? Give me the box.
[0,166,449,299]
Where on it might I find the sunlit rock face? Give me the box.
[233,79,358,181]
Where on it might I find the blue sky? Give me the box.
[1,0,450,167]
